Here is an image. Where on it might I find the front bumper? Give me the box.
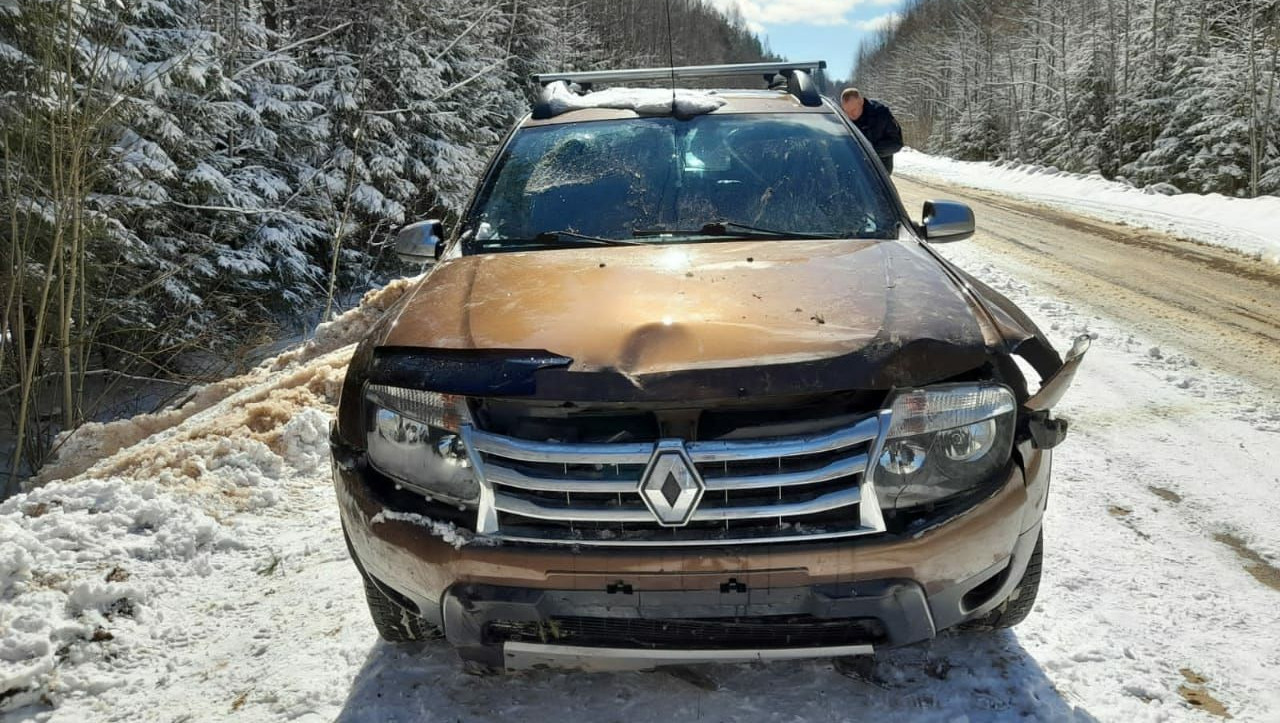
[443,578,930,669]
[334,440,1049,669]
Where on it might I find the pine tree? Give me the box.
[853,0,1280,198]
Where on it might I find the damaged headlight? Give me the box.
[875,383,1015,510]
[364,384,479,505]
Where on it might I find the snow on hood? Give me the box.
[545,83,725,117]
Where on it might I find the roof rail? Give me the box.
[532,61,826,88]
[782,69,822,107]
[529,61,828,117]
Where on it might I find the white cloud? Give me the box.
[854,11,901,32]
[707,0,881,28]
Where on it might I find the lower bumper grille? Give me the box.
[485,615,888,650]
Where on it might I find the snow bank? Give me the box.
[268,275,421,371]
[0,274,429,712]
[34,375,265,487]
[545,84,725,117]
[59,350,347,498]
[0,347,346,710]
[897,149,1280,263]
[0,477,238,711]
[37,276,419,486]
[0,359,348,713]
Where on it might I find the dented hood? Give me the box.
[375,239,1043,401]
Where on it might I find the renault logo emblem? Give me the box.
[638,440,705,526]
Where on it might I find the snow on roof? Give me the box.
[544,83,726,118]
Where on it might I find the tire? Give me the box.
[361,574,440,642]
[960,533,1043,631]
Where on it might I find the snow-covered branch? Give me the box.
[231,22,354,80]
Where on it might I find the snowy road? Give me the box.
[4,174,1280,722]
[897,176,1280,395]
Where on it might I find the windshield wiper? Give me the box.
[527,230,644,247]
[633,221,840,240]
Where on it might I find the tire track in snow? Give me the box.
[897,176,1280,395]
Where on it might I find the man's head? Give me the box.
[841,88,865,121]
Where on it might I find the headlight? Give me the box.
[875,383,1015,510]
[365,384,479,505]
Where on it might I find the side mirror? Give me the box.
[395,220,444,265]
[921,201,975,242]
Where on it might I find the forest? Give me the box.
[0,0,773,495]
[853,0,1280,198]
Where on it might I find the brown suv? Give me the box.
[330,61,1087,671]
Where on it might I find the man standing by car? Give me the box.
[841,88,903,175]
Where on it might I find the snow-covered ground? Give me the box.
[897,149,1280,264]
[3,195,1280,721]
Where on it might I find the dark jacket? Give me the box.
[853,98,903,159]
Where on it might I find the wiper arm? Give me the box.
[633,221,838,240]
[716,221,843,239]
[530,230,644,246]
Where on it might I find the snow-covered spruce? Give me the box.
[854,0,1280,200]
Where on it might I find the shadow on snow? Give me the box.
[335,630,1097,723]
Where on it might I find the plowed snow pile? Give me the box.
[1,279,415,715]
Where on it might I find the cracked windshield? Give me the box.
[465,114,898,250]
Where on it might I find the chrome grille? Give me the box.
[460,411,890,546]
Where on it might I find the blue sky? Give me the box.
[706,0,907,81]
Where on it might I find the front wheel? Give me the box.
[960,533,1043,630]
[361,574,440,642]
